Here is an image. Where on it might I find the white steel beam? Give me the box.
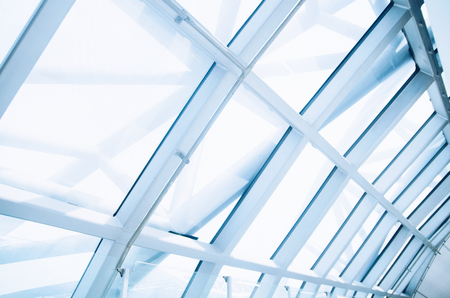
[425,0,450,90]
[0,189,122,241]
[0,0,75,119]
[133,227,409,298]
[99,138,281,290]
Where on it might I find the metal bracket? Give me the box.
[175,151,190,164]
[117,268,125,277]
[174,16,183,24]
[174,10,190,25]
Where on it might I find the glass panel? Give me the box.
[0,214,99,297]
[0,0,212,216]
[374,233,414,287]
[207,276,227,298]
[320,38,415,154]
[0,0,43,66]
[403,165,450,219]
[253,0,387,112]
[106,246,198,297]
[328,203,385,278]
[175,0,262,45]
[379,222,402,254]
[232,142,334,261]
[208,267,260,298]
[413,185,450,231]
[147,85,288,243]
[384,132,446,204]
[289,180,363,272]
[358,92,435,182]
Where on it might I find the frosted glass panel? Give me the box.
[0,0,42,66]
[0,214,99,297]
[0,0,212,215]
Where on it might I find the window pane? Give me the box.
[0,0,212,215]
[147,85,288,243]
[106,246,198,297]
[253,0,387,112]
[232,142,334,261]
[0,214,99,297]
[0,0,42,66]
[358,92,434,182]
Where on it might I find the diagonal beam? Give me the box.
[0,0,76,118]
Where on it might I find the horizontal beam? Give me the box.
[0,180,406,298]
[133,226,408,298]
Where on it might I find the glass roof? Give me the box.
[1,0,450,297]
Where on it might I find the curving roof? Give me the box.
[0,0,449,297]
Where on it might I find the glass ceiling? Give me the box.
[1,0,449,297]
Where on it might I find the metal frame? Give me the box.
[1,0,450,297]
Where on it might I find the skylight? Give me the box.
[0,0,449,297]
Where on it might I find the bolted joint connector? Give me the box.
[175,151,190,164]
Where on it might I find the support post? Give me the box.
[224,276,232,298]
[119,268,131,298]
[285,286,291,298]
